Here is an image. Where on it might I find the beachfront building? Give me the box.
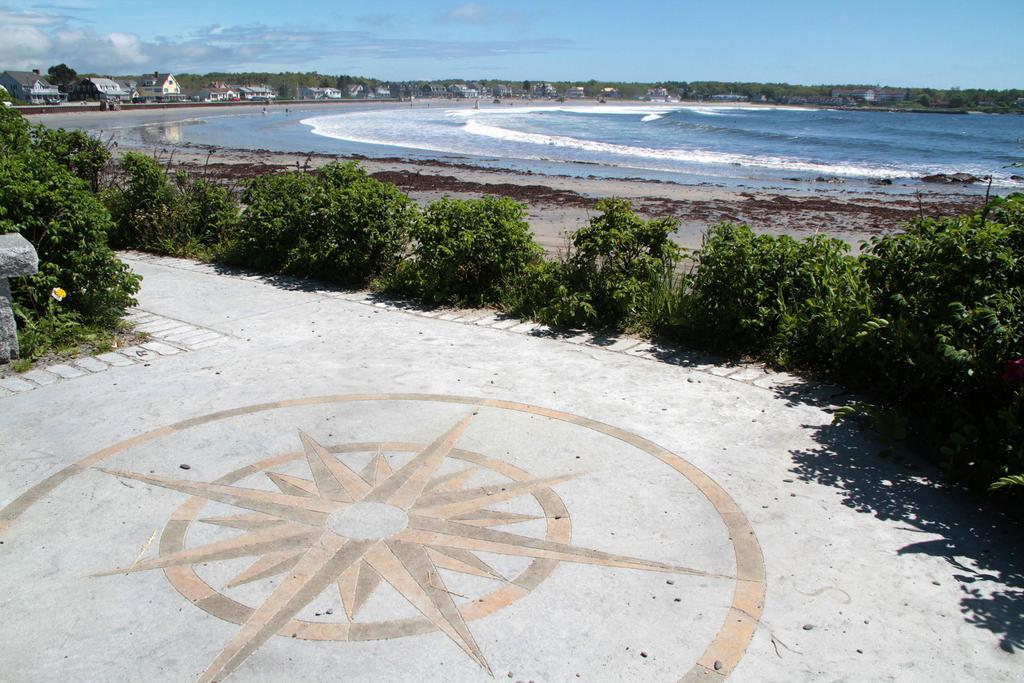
[0,70,65,104]
[346,84,365,98]
[138,72,182,101]
[645,87,670,100]
[68,77,130,102]
[118,80,138,99]
[831,87,907,104]
[599,87,621,99]
[195,86,238,102]
[491,84,512,98]
[238,85,276,101]
[565,86,586,98]
[448,84,479,99]
[302,87,342,100]
[711,93,749,102]
[530,82,558,98]
[421,83,446,98]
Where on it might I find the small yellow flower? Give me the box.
[51,287,66,302]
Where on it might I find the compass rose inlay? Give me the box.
[100,411,726,682]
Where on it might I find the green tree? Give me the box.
[46,63,78,89]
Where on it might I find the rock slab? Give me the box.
[0,233,39,363]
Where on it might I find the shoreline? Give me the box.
[137,142,983,253]
[26,104,994,253]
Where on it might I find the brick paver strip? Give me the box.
[21,369,59,386]
[141,341,181,356]
[729,367,768,383]
[72,357,109,373]
[159,327,204,342]
[117,346,155,361]
[0,376,36,392]
[135,320,183,334]
[606,338,642,352]
[171,330,219,345]
[95,352,135,367]
[472,314,499,326]
[490,317,522,330]
[42,364,86,380]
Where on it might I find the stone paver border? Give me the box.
[118,252,834,399]
[0,393,766,681]
[0,309,228,398]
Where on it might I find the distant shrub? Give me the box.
[226,162,417,284]
[672,224,870,368]
[388,195,541,306]
[535,198,679,329]
[0,107,139,330]
[104,152,238,257]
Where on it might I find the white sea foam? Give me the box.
[459,117,916,179]
[301,107,1012,184]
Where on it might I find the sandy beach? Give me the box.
[29,103,988,253]
[160,143,983,254]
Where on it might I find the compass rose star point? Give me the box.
[101,412,726,681]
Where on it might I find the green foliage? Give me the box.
[673,224,870,368]
[34,126,111,192]
[226,162,416,285]
[854,195,1024,486]
[991,475,1024,491]
[46,63,77,88]
[0,106,139,334]
[388,196,541,306]
[104,152,239,257]
[535,198,680,329]
[668,196,1024,491]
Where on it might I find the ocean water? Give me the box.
[68,102,1024,192]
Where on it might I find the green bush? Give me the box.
[668,196,1024,492]
[856,195,1023,486]
[388,195,541,306]
[0,107,139,330]
[226,162,416,284]
[536,198,680,330]
[104,152,238,256]
[673,223,870,368]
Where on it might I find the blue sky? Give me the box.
[2,0,1021,88]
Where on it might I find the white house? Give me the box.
[238,85,276,101]
[302,87,342,100]
[138,72,181,101]
[565,86,586,98]
[196,86,237,102]
[0,70,65,104]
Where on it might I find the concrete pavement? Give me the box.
[0,253,1019,682]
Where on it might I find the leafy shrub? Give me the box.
[669,196,1024,492]
[34,126,110,192]
[536,198,680,329]
[0,107,139,329]
[673,223,870,368]
[389,195,541,306]
[226,162,416,285]
[855,195,1023,487]
[104,152,238,256]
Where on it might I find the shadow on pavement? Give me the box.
[783,393,1023,653]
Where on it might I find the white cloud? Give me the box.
[444,2,491,24]
[0,8,566,75]
[437,2,527,26]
